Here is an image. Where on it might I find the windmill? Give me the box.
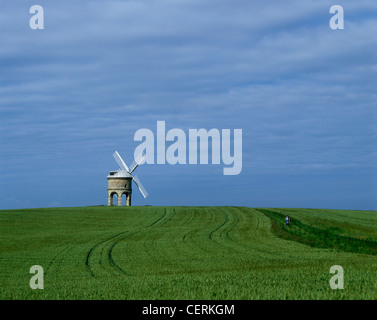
[107,150,148,206]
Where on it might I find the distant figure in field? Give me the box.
[285,215,290,227]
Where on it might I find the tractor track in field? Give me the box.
[85,231,130,277]
[182,208,213,243]
[85,208,259,278]
[140,209,178,272]
[208,209,240,243]
[85,208,177,278]
[85,207,260,278]
[45,245,74,276]
[181,208,242,256]
[184,209,195,224]
[207,207,263,255]
[208,210,229,241]
[225,211,240,240]
[209,211,214,224]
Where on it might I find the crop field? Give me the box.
[1,206,377,300]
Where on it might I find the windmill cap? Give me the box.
[107,170,132,178]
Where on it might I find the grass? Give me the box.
[0,206,376,300]
[258,208,377,255]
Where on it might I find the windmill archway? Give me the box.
[122,192,131,206]
[108,191,122,206]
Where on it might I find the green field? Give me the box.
[1,206,377,300]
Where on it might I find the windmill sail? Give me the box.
[133,175,149,198]
[129,151,146,174]
[113,151,130,172]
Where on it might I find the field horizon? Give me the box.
[1,205,377,300]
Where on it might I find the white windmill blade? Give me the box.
[113,151,130,172]
[129,151,146,174]
[133,175,149,198]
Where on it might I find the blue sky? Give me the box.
[0,0,376,210]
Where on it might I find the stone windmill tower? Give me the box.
[107,151,148,206]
